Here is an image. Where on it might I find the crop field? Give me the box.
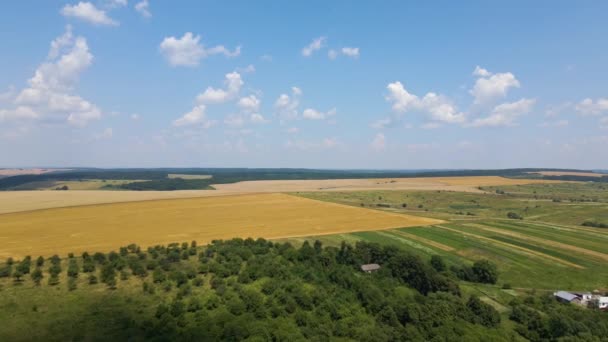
[213,175,564,193]
[0,175,568,215]
[284,219,608,290]
[0,193,441,258]
[293,184,608,290]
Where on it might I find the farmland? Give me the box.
[295,183,608,290]
[0,176,607,341]
[0,193,441,258]
[0,175,567,214]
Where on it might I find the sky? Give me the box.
[0,1,607,169]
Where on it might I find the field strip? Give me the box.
[434,225,584,269]
[390,230,455,251]
[521,220,608,237]
[374,231,440,254]
[465,223,608,263]
[0,193,442,258]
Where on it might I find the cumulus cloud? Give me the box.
[159,32,240,67]
[328,47,360,60]
[470,66,520,105]
[575,98,608,116]
[470,98,536,127]
[134,0,151,17]
[172,105,215,128]
[237,95,260,113]
[196,72,243,104]
[274,87,302,121]
[371,133,386,151]
[302,108,336,120]
[0,26,101,126]
[301,36,326,57]
[385,81,465,124]
[61,2,118,26]
[341,47,359,58]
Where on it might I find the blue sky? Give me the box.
[1,1,607,169]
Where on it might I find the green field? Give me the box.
[295,183,608,290]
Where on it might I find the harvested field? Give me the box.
[531,171,603,177]
[213,176,562,193]
[0,176,564,214]
[0,168,70,177]
[0,193,441,258]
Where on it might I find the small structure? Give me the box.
[361,263,381,273]
[599,297,608,310]
[554,291,581,304]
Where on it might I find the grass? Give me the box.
[292,183,608,291]
[0,193,441,258]
[9,179,143,191]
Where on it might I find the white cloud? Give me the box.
[341,47,359,58]
[250,113,268,123]
[328,47,360,60]
[130,113,140,120]
[302,108,336,120]
[274,87,301,121]
[600,117,608,129]
[286,127,299,134]
[134,0,151,17]
[0,27,102,127]
[196,72,243,104]
[470,98,535,127]
[470,66,520,104]
[472,66,491,77]
[173,105,215,128]
[385,81,465,124]
[301,36,326,57]
[237,95,260,113]
[371,133,386,151]
[575,98,608,116]
[0,106,39,122]
[159,32,240,67]
[61,2,118,26]
[545,102,573,117]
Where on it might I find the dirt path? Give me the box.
[434,225,584,269]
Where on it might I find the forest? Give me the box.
[1,239,606,341]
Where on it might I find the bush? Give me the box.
[582,220,608,228]
[507,212,523,220]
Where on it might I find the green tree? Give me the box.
[472,260,498,284]
[430,255,446,272]
[31,268,43,285]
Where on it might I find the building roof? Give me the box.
[555,291,578,302]
[361,263,381,272]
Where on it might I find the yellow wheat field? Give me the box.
[0,193,442,258]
